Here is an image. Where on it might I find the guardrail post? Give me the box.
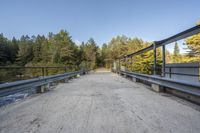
[169,67,172,78]
[153,43,157,75]
[151,84,164,92]
[162,45,166,77]
[132,77,138,82]
[60,78,69,83]
[37,83,50,93]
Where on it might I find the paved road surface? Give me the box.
[0,71,200,133]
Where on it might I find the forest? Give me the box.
[0,27,200,81]
[0,30,101,69]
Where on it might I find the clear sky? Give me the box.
[0,0,199,46]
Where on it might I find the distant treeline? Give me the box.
[0,30,102,70]
[0,30,199,74]
[102,35,200,74]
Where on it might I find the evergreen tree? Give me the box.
[17,35,34,65]
[173,42,180,63]
[10,37,19,63]
[84,38,99,69]
[0,34,8,65]
[32,35,43,62]
[174,42,180,56]
[100,43,108,66]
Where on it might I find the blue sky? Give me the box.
[0,0,199,46]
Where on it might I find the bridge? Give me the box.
[0,26,200,133]
[0,69,200,133]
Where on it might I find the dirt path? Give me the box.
[0,71,200,133]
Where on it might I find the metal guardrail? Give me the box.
[162,66,200,78]
[121,25,200,59]
[153,65,200,77]
[119,70,200,97]
[114,25,200,98]
[0,70,88,97]
[118,25,200,75]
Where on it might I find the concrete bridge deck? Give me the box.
[0,71,200,133]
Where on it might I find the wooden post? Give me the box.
[162,45,166,77]
[42,67,45,77]
[119,59,121,70]
[125,57,127,71]
[153,43,157,75]
[131,57,133,72]
[46,67,48,76]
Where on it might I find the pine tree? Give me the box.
[173,42,180,63]
[84,38,99,69]
[0,34,8,65]
[17,35,34,66]
[32,35,43,62]
[174,42,180,56]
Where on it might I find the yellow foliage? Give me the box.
[197,21,200,25]
[186,33,200,59]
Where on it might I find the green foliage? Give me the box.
[0,34,19,65]
[186,33,200,59]
[80,38,99,69]
[173,42,180,63]
[99,43,108,66]
[17,35,34,65]
[0,30,101,74]
[32,35,46,63]
[173,42,180,56]
[0,34,9,65]
[102,35,159,74]
[1,27,200,79]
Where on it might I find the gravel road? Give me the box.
[0,71,200,133]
